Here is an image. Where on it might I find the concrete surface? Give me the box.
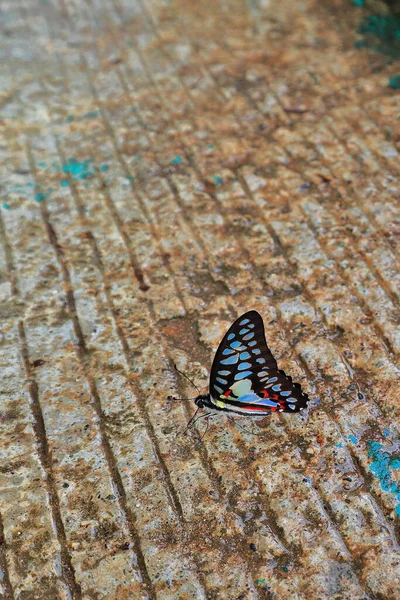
[1,0,400,598]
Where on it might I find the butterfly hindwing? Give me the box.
[209,311,309,415]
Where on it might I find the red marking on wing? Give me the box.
[240,404,272,412]
[224,389,232,397]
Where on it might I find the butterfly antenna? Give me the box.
[173,364,201,394]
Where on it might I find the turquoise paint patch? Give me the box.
[35,193,47,202]
[256,579,266,584]
[212,175,223,186]
[66,115,74,122]
[352,0,365,6]
[2,203,10,210]
[208,144,215,150]
[383,428,390,438]
[389,75,400,90]
[368,441,400,515]
[62,158,94,181]
[335,442,343,448]
[171,155,182,165]
[356,14,400,59]
[282,565,289,572]
[60,180,69,187]
[38,161,47,168]
[348,434,358,445]
[100,164,109,171]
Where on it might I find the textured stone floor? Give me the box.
[1,0,400,598]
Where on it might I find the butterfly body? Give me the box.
[195,310,309,417]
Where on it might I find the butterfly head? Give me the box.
[195,394,211,409]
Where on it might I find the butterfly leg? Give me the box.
[200,414,212,441]
[190,410,213,430]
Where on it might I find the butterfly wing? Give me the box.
[209,310,309,414]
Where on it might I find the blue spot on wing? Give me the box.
[272,384,281,391]
[239,318,250,325]
[216,377,228,385]
[213,385,223,394]
[237,393,278,407]
[218,370,231,376]
[238,362,252,371]
[230,341,241,349]
[243,332,255,341]
[239,328,249,335]
[240,352,250,360]
[280,391,291,396]
[227,333,235,340]
[256,358,265,363]
[252,349,261,355]
[222,348,235,356]
[221,355,239,365]
[248,341,257,347]
[234,371,253,381]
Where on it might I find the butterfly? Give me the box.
[195,310,309,416]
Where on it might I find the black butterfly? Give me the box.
[195,310,309,416]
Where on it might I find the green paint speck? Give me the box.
[348,434,358,444]
[100,164,109,172]
[83,110,100,119]
[352,0,365,7]
[66,115,74,122]
[212,175,223,186]
[2,203,10,210]
[208,144,215,150]
[171,155,182,165]
[60,180,69,187]
[282,565,289,572]
[38,161,47,168]
[389,75,400,89]
[256,579,266,584]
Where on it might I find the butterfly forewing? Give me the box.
[209,310,309,414]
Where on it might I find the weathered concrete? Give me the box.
[1,0,400,598]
